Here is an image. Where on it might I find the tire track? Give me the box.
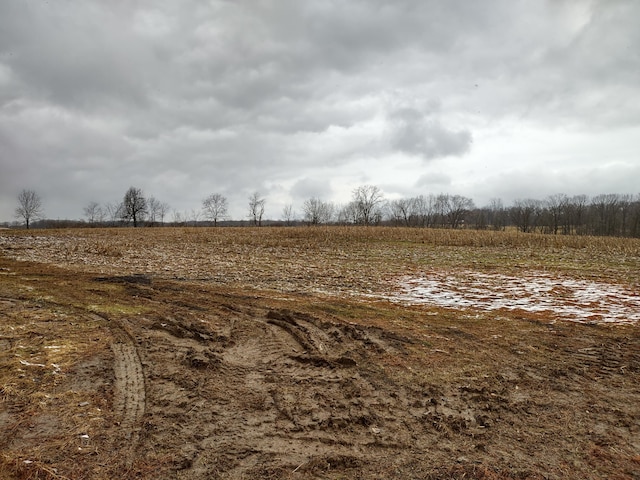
[109,319,146,467]
[265,310,320,354]
[573,342,639,376]
[112,343,145,434]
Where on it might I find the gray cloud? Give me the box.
[0,3,158,110]
[1,0,639,222]
[415,172,453,189]
[291,177,333,202]
[388,107,472,159]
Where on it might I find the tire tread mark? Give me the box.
[109,318,146,468]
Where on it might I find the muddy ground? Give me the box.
[1,229,639,479]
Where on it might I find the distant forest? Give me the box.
[7,187,640,238]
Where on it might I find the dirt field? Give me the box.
[1,227,639,479]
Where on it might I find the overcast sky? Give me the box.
[1,0,639,222]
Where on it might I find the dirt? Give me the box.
[1,229,639,479]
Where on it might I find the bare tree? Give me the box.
[172,209,186,226]
[83,201,104,224]
[202,193,229,226]
[618,194,634,236]
[157,201,170,225]
[487,198,506,231]
[147,197,161,225]
[510,199,542,233]
[351,185,385,225]
[121,186,147,227]
[567,194,589,235]
[248,192,266,226]
[590,194,621,236]
[389,198,414,226]
[302,198,334,225]
[146,197,170,226]
[433,194,449,227]
[412,194,436,227]
[631,194,640,237]
[444,194,475,229]
[104,202,122,226]
[189,209,201,226]
[282,204,295,226]
[336,202,358,225]
[545,194,569,235]
[15,189,43,229]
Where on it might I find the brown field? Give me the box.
[1,227,639,479]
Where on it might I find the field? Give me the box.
[1,227,639,479]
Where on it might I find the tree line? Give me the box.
[10,187,640,238]
[392,192,640,237]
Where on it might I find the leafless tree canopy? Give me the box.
[443,194,475,229]
[389,198,415,227]
[248,192,266,226]
[158,201,170,224]
[302,198,334,225]
[103,202,122,225]
[282,204,295,226]
[351,185,385,225]
[202,193,229,226]
[336,201,359,225]
[121,187,148,227]
[15,189,43,229]
[510,198,543,233]
[147,197,170,225]
[83,201,104,224]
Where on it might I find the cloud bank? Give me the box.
[1,0,639,221]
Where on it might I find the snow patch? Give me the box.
[389,271,640,324]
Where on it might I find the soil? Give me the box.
[1,229,639,479]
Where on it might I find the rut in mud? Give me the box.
[138,305,425,477]
[110,319,146,466]
[111,342,145,434]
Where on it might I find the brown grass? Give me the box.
[2,226,639,292]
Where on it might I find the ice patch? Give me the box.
[389,271,640,324]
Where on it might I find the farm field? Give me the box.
[1,227,639,479]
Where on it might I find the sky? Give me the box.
[1,0,639,223]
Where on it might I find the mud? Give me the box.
[1,253,639,479]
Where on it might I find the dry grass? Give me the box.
[2,226,639,291]
[0,265,115,480]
